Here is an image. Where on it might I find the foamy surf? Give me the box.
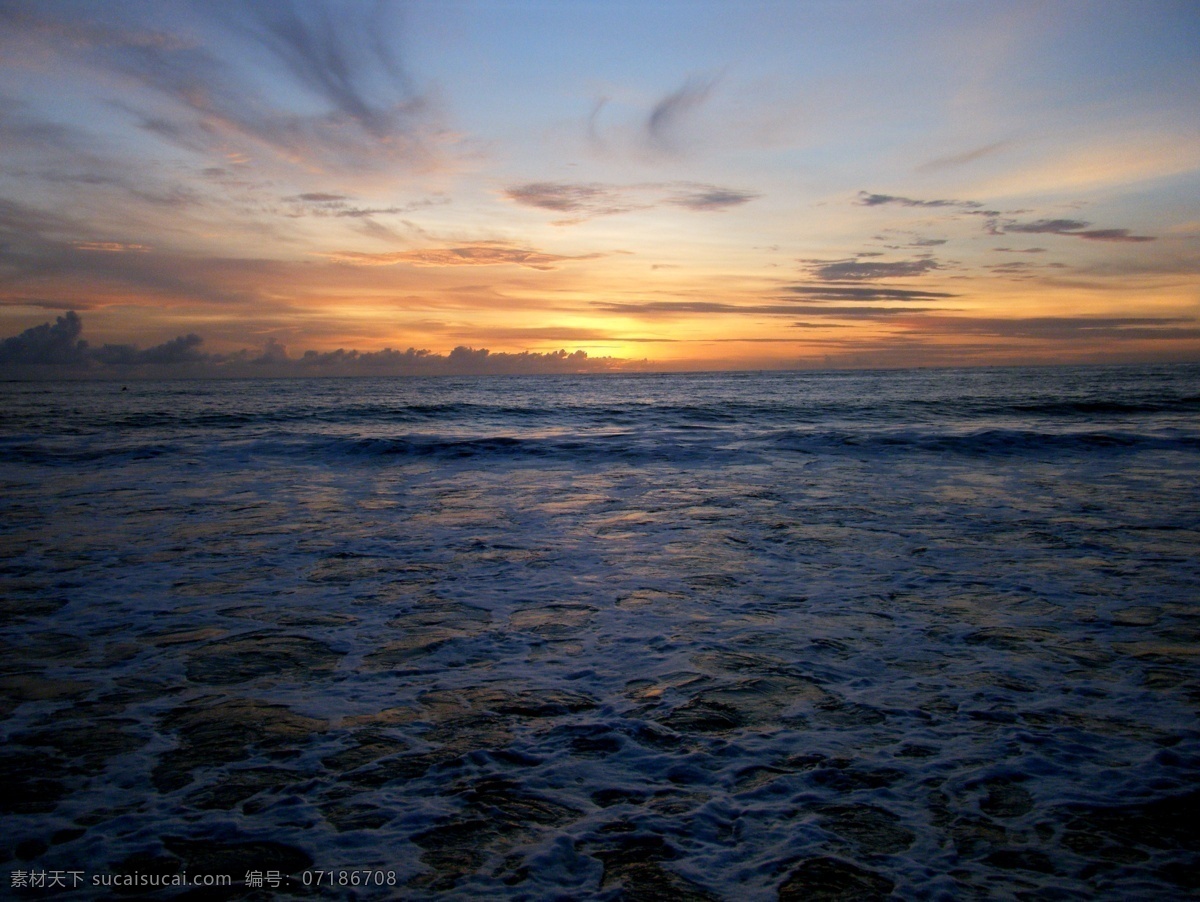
[2,365,1197,898]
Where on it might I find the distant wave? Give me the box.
[767,427,1200,456]
[6,426,1197,469]
[977,397,1200,417]
[3,366,1198,469]
[0,437,182,465]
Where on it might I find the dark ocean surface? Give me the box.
[2,365,1198,899]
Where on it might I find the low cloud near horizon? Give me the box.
[0,312,624,376]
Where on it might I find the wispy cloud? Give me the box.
[504,181,756,224]
[875,230,948,250]
[1003,218,1087,234]
[804,258,941,281]
[324,242,605,271]
[646,75,718,153]
[72,241,152,253]
[282,192,446,219]
[857,191,984,210]
[985,260,1068,279]
[917,141,1009,172]
[451,326,614,342]
[503,183,647,220]
[587,301,1199,342]
[1070,229,1157,243]
[294,193,348,203]
[997,217,1156,242]
[666,186,757,211]
[0,94,203,210]
[592,301,941,319]
[2,0,448,179]
[241,0,420,141]
[0,197,275,307]
[785,285,957,301]
[858,188,1158,246]
[920,315,1200,340]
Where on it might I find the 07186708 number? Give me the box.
[301,870,398,887]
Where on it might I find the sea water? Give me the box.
[1,365,1198,899]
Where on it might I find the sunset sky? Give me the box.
[1,0,1198,370]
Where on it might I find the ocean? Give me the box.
[1,364,1198,899]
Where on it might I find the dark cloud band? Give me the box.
[993,218,1155,242]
